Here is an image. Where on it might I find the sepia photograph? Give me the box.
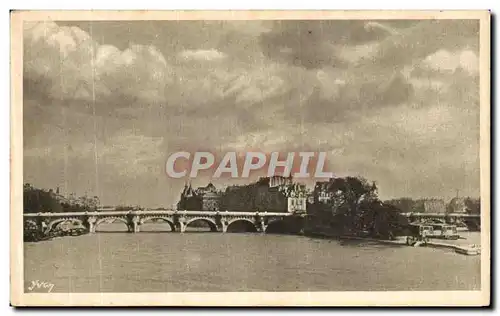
[10,10,490,306]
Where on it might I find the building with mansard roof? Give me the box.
[177,176,307,213]
[221,176,307,213]
[412,198,446,214]
[177,182,222,211]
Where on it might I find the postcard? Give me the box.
[10,10,490,306]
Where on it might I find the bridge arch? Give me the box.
[184,217,218,232]
[140,217,176,231]
[95,216,129,231]
[226,218,258,233]
[45,218,84,234]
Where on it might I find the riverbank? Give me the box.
[305,230,481,256]
[339,235,407,245]
[426,240,481,256]
[24,223,87,242]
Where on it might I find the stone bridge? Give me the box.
[24,209,300,235]
[402,212,481,230]
[402,212,481,221]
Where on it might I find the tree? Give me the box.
[384,198,417,214]
[359,200,410,239]
[464,197,480,214]
[307,177,416,238]
[328,177,377,213]
[324,177,378,233]
[24,183,100,213]
[23,184,63,213]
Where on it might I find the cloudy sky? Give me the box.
[23,19,480,207]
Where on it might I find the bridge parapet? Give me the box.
[24,210,298,235]
[402,212,481,230]
[402,212,481,219]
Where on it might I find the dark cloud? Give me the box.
[260,20,397,69]
[283,72,414,125]
[362,73,414,106]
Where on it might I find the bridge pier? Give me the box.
[178,221,186,233]
[125,223,140,233]
[260,222,268,233]
[36,218,46,235]
[125,215,141,233]
[214,215,227,233]
[133,222,140,233]
[88,222,96,234]
[86,216,97,234]
[256,214,268,233]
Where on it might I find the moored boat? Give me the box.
[455,244,481,256]
[405,223,433,246]
[429,223,460,240]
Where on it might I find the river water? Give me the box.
[24,224,481,292]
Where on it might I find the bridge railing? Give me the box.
[401,212,480,218]
[23,210,295,217]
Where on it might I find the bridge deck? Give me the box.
[23,210,295,217]
[402,212,480,218]
[23,210,480,218]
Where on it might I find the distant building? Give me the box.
[177,177,307,213]
[222,176,306,213]
[177,182,221,211]
[198,183,221,211]
[313,181,334,204]
[412,199,446,213]
[447,197,467,213]
[268,175,293,188]
[447,197,480,214]
[384,198,415,214]
[48,187,69,205]
[177,183,199,210]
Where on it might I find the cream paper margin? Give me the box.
[10,10,491,307]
